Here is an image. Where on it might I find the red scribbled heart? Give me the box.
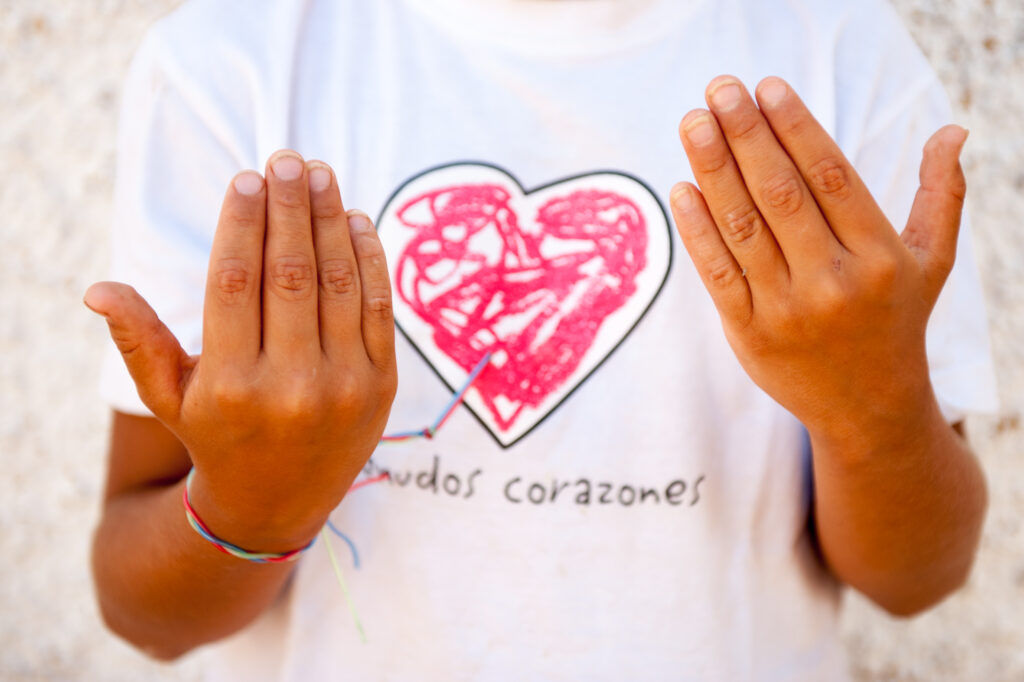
[396,184,645,428]
[378,164,670,447]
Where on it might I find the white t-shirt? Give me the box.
[100,0,998,680]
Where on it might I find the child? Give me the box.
[86,0,997,679]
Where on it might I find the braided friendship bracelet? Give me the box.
[182,469,315,563]
[180,354,492,640]
[182,353,492,566]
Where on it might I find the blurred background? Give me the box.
[1,1,1021,680]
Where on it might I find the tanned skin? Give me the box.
[89,155,396,659]
[88,77,986,660]
[670,77,986,614]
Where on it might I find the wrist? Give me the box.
[804,381,949,464]
[185,468,327,555]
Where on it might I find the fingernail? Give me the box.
[347,210,373,233]
[271,153,304,181]
[956,126,970,152]
[709,82,741,111]
[82,295,102,315]
[308,166,332,192]
[684,114,715,147]
[671,184,696,211]
[234,171,264,196]
[82,285,108,317]
[758,79,787,108]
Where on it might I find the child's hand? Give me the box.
[670,77,967,444]
[85,152,397,551]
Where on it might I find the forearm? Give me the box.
[89,152,395,659]
[91,479,296,660]
[810,392,987,616]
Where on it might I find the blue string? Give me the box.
[381,428,429,440]
[427,352,494,434]
[326,519,361,569]
[329,352,493,569]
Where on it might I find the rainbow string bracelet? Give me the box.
[182,352,494,639]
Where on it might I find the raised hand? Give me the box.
[85,151,397,552]
[670,76,967,442]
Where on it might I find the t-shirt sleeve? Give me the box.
[851,74,999,423]
[98,24,255,416]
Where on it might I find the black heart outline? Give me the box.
[375,161,674,449]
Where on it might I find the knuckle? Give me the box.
[212,257,254,303]
[720,206,763,245]
[767,294,798,326]
[221,211,263,233]
[272,186,309,212]
[776,113,810,139]
[331,375,359,405]
[360,251,388,272]
[110,315,161,359]
[760,170,805,218]
[874,251,900,276]
[352,233,385,258]
[364,293,394,318]
[208,378,252,410]
[279,384,320,420]
[318,258,358,297]
[811,279,848,314]
[705,254,740,287]
[729,114,762,142]
[112,333,144,359]
[807,157,853,200]
[270,256,316,296]
[694,151,731,175]
[312,201,345,223]
[865,251,902,288]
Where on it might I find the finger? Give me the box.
[679,109,790,291]
[753,76,897,253]
[306,161,365,359]
[263,150,320,360]
[84,282,191,421]
[203,171,266,367]
[346,210,395,371]
[669,182,753,324]
[901,125,969,303]
[705,76,840,270]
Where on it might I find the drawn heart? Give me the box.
[377,163,671,448]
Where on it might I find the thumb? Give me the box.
[901,124,969,304]
[84,282,190,421]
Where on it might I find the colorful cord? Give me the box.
[331,351,492,566]
[380,352,493,443]
[182,354,493,639]
[321,527,367,643]
[182,468,315,563]
[319,353,493,639]
[326,519,361,569]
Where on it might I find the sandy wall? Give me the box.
[1,1,1020,680]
